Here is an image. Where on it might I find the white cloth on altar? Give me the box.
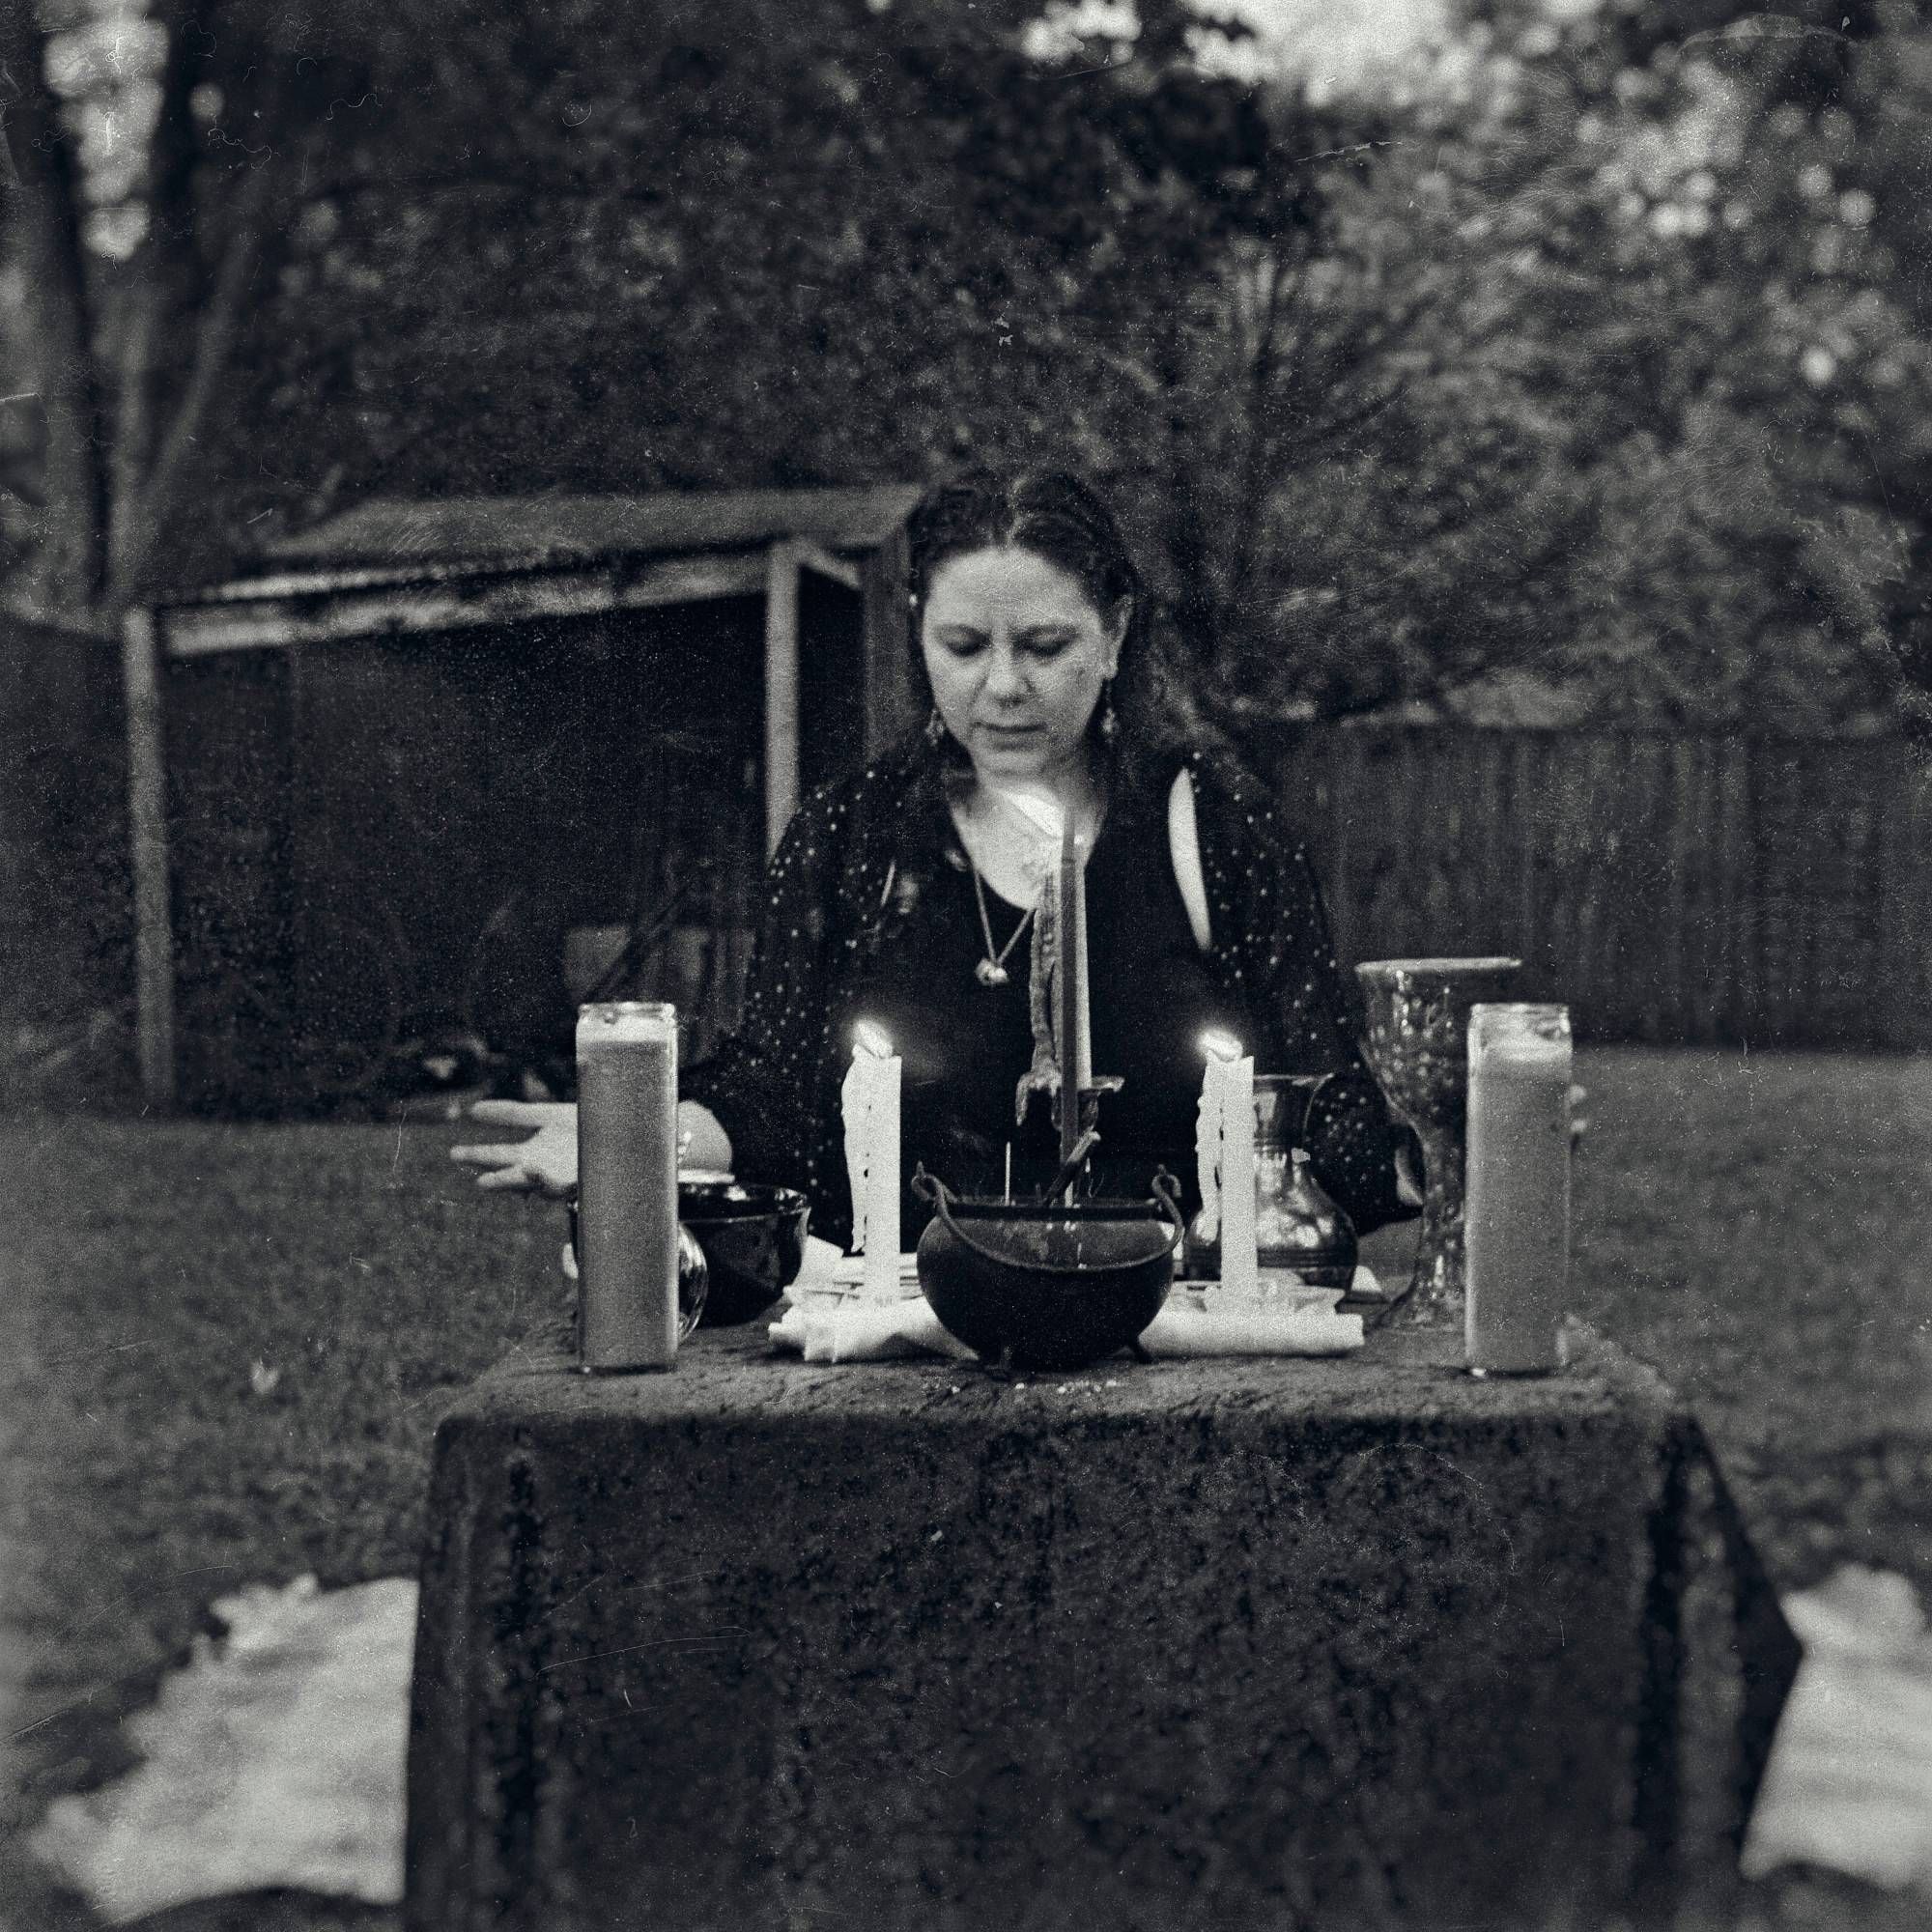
[768,1293,976,1363]
[769,1256,1372,1363]
[1141,1298,1363,1357]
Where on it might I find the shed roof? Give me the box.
[152,482,923,655]
[262,485,923,573]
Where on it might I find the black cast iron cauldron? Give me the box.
[911,1167,1184,1371]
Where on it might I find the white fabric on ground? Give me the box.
[28,1553,1932,1917]
[30,1575,414,1922]
[1744,1564,1932,1894]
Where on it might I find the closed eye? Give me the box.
[930,627,1077,660]
[1017,630,1076,657]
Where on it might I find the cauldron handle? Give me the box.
[1150,1168,1185,1256]
[910,1164,1187,1268]
[910,1165,1044,1273]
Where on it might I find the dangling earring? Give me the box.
[924,706,948,748]
[1097,679,1120,744]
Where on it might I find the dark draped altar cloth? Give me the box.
[406,1321,1796,1931]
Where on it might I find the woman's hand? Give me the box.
[449,1099,735,1197]
[678,1101,734,1174]
[451,1100,579,1196]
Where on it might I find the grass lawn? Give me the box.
[3,1045,1930,1930]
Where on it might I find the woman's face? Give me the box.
[919,545,1124,786]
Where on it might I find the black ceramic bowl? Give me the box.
[678,1180,811,1326]
[912,1171,1183,1371]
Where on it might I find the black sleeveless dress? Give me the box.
[683,740,1415,1251]
[848,799,1250,1230]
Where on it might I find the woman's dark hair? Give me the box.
[904,469,1197,804]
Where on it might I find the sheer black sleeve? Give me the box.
[680,781,852,1194]
[1188,753,1418,1235]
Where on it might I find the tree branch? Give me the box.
[1221,250,1291,618]
[110,143,289,604]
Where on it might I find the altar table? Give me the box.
[405,1321,1797,1932]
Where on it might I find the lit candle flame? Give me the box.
[1200,1029,1245,1063]
[853,1019,895,1060]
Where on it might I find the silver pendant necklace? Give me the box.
[971,864,1034,987]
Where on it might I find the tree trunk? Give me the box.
[0,5,107,616]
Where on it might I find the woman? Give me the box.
[456,471,1418,1243]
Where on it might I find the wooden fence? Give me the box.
[1266,727,1932,1051]
[7,652,1930,1081]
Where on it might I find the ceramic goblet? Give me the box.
[1355,957,1521,1324]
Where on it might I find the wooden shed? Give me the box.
[124,485,921,1107]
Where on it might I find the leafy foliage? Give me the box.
[4,0,1930,727]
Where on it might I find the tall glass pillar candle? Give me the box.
[1465,1003,1572,1375]
[576,1001,680,1370]
[842,1021,902,1300]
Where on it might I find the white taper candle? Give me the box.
[1197,1030,1243,1245]
[848,1020,901,1300]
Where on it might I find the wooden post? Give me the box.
[122,606,175,1104]
[1515,731,1541,986]
[861,519,916,758]
[794,541,862,592]
[764,540,801,857]
[1876,740,1926,1048]
[1713,734,1744,1044]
